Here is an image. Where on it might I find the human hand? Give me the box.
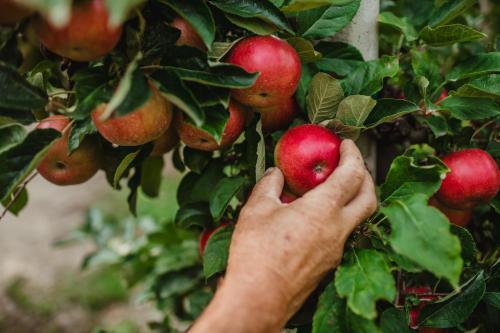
[191,140,377,333]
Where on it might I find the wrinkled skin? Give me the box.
[37,115,101,186]
[436,149,500,210]
[175,100,246,151]
[170,16,205,50]
[34,0,122,61]
[151,124,179,156]
[227,36,301,107]
[275,124,342,196]
[191,140,377,333]
[92,84,173,146]
[429,197,472,227]
[254,97,297,133]
[0,0,32,25]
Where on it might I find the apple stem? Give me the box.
[0,171,39,221]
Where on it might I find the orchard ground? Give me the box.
[0,166,180,332]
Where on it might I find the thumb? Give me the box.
[245,168,284,209]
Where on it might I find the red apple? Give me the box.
[175,100,246,152]
[227,35,301,108]
[429,197,472,227]
[199,223,230,256]
[92,83,173,146]
[170,16,205,50]
[34,0,122,62]
[37,115,101,185]
[0,0,32,25]
[254,97,297,133]
[435,89,447,103]
[406,287,442,333]
[280,190,298,204]
[436,149,500,210]
[151,123,179,157]
[275,124,342,196]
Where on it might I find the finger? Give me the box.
[302,140,366,207]
[342,170,378,232]
[245,168,284,209]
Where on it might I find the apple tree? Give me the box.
[0,0,499,332]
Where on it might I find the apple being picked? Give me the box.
[406,287,442,333]
[199,223,230,256]
[436,148,500,210]
[37,115,101,185]
[0,0,33,25]
[227,35,301,108]
[175,100,246,152]
[275,124,342,196]
[92,83,173,146]
[34,0,122,62]
[170,16,205,50]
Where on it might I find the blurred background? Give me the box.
[0,162,185,333]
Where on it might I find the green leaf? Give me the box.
[484,292,500,309]
[336,95,376,127]
[0,63,47,116]
[447,52,500,82]
[0,128,60,201]
[197,105,229,145]
[18,0,71,27]
[335,249,396,319]
[224,13,279,35]
[297,0,361,39]
[364,99,420,128]
[151,69,205,126]
[1,187,28,216]
[175,202,212,229]
[454,74,500,100]
[169,64,260,89]
[420,24,486,47]
[155,241,200,275]
[296,64,317,110]
[177,160,225,205]
[287,37,322,64]
[100,56,152,120]
[307,72,344,123]
[380,307,412,333]
[282,0,342,12]
[378,12,418,42]
[68,118,96,153]
[210,177,245,221]
[439,96,500,120]
[140,156,164,198]
[411,50,441,95]
[312,281,348,333]
[450,224,478,265]
[209,0,294,35]
[428,0,476,28]
[113,150,140,189]
[72,66,113,120]
[209,39,243,63]
[183,147,212,174]
[326,118,361,140]
[381,194,463,287]
[105,0,145,27]
[203,225,233,279]
[380,155,448,201]
[245,116,266,182]
[314,41,364,77]
[419,271,486,328]
[341,56,399,96]
[159,0,216,49]
[0,123,27,155]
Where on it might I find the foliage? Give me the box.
[0,0,499,332]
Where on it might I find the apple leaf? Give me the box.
[364,99,420,128]
[411,50,442,96]
[313,280,381,333]
[439,96,500,120]
[296,64,317,111]
[335,95,377,127]
[380,155,448,202]
[68,118,96,153]
[203,225,233,279]
[140,156,164,198]
[287,37,322,64]
[447,52,500,82]
[1,187,28,216]
[209,177,246,221]
[0,128,60,201]
[419,271,486,328]
[183,147,212,174]
[105,0,146,27]
[428,0,476,28]
[208,39,244,63]
[209,0,294,35]
[168,64,259,89]
[454,74,500,100]
[307,72,344,124]
[380,307,412,333]
[175,202,212,229]
[0,123,27,155]
[297,0,361,39]
[113,150,140,189]
[154,241,200,275]
[450,225,479,266]
[381,194,463,288]
[159,0,216,49]
[335,249,396,319]
[378,12,418,42]
[281,0,342,12]
[484,292,500,310]
[17,0,71,27]
[245,117,266,182]
[420,24,486,47]
[177,160,225,206]
[71,66,113,120]
[326,119,361,140]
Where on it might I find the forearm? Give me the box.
[190,274,287,333]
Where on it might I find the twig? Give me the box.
[0,172,39,221]
[48,90,75,97]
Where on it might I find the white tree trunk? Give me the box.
[333,0,379,174]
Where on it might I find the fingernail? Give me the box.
[264,167,275,175]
